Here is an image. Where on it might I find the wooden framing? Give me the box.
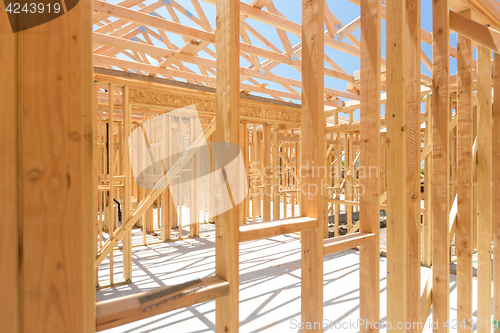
[0,0,95,332]
[432,0,451,330]
[476,43,492,333]
[386,0,408,328]
[214,0,240,331]
[456,9,474,331]
[359,1,381,331]
[493,51,500,331]
[5,0,500,332]
[0,6,19,332]
[300,0,325,330]
[405,1,421,329]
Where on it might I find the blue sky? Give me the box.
[95,0,471,121]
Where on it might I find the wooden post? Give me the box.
[432,0,451,330]
[492,52,500,331]
[301,0,325,331]
[108,84,115,284]
[123,86,133,281]
[215,0,240,331]
[177,117,183,239]
[386,0,408,328]
[263,124,271,221]
[256,128,262,217]
[0,8,19,332]
[334,115,341,237]
[0,0,94,329]
[346,132,353,230]
[244,123,250,222]
[359,0,380,331]
[456,10,474,331]
[161,115,170,240]
[83,0,95,328]
[405,0,421,328]
[251,124,258,222]
[423,96,433,266]
[190,117,200,235]
[477,44,492,333]
[239,122,247,225]
[273,124,280,220]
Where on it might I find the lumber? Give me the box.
[336,16,361,40]
[476,43,492,333]
[94,0,216,43]
[456,10,474,332]
[432,0,451,330]
[262,124,271,221]
[323,233,375,255]
[96,276,230,331]
[405,1,422,329]
[16,0,93,331]
[239,217,317,243]
[0,4,19,332]
[387,0,409,327]
[83,0,96,330]
[122,86,133,281]
[422,97,433,267]
[419,273,433,325]
[450,9,500,53]
[493,51,500,331]
[108,84,115,285]
[359,1,381,332]
[272,125,281,220]
[201,0,359,57]
[95,119,216,267]
[214,0,240,331]
[325,122,360,133]
[300,0,325,331]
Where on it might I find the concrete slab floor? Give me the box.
[98,224,482,333]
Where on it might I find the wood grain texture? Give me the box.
[0,3,20,332]
[96,276,230,331]
[262,124,271,221]
[432,1,451,331]
[83,0,96,327]
[239,217,317,243]
[122,86,133,281]
[20,0,89,331]
[386,0,408,329]
[456,10,474,333]
[476,43,492,333]
[272,125,280,220]
[405,1,421,329]
[492,51,500,330]
[323,233,375,255]
[450,9,500,53]
[215,0,240,331]
[300,0,325,331]
[359,0,381,331]
[83,0,96,329]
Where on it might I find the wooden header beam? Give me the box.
[450,9,500,53]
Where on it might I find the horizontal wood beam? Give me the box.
[239,217,317,242]
[450,9,500,53]
[325,122,360,133]
[96,275,229,331]
[323,232,376,255]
